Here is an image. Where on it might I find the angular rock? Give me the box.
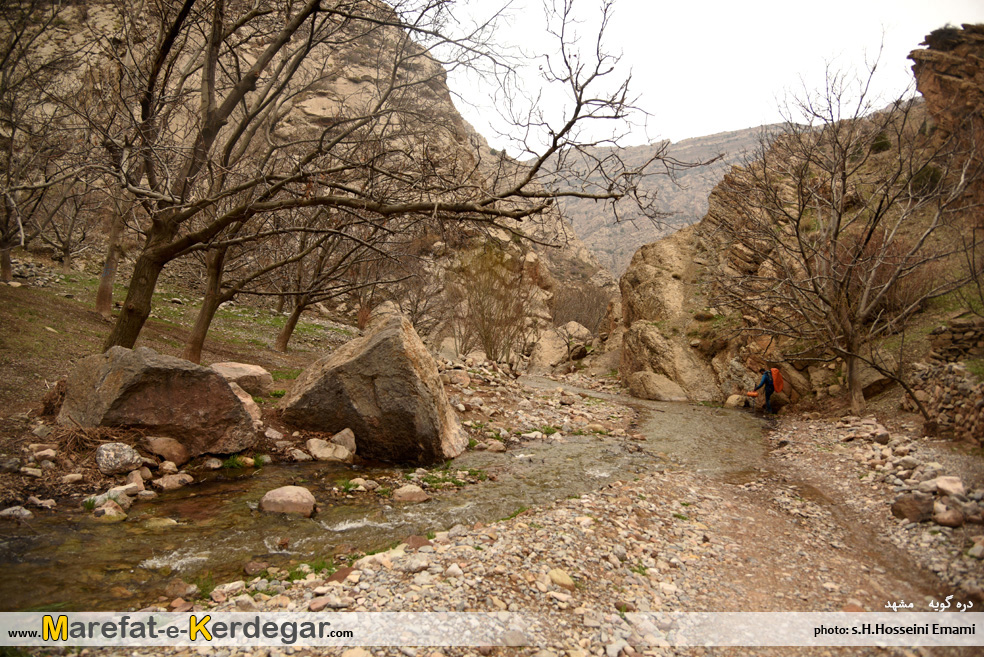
[330,428,357,454]
[626,371,687,402]
[934,508,964,528]
[142,437,191,467]
[228,382,263,430]
[891,492,934,522]
[392,484,429,503]
[209,362,274,396]
[306,439,354,463]
[259,486,316,517]
[61,473,83,484]
[95,443,143,475]
[932,476,966,498]
[57,347,258,456]
[281,314,466,463]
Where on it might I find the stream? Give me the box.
[0,378,766,612]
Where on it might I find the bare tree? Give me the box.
[52,0,660,351]
[0,0,82,281]
[708,65,980,415]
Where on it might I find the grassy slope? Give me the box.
[0,264,352,436]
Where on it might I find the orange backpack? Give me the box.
[770,367,784,394]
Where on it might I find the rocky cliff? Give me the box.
[558,126,779,275]
[613,26,984,406]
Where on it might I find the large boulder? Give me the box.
[209,362,274,397]
[626,371,687,402]
[281,314,467,463]
[528,329,569,373]
[58,347,259,457]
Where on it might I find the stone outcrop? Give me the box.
[209,362,274,397]
[281,314,467,463]
[58,347,259,456]
[617,229,748,402]
[529,321,592,374]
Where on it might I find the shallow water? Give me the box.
[0,380,766,612]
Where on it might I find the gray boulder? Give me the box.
[58,347,258,457]
[281,314,466,463]
[95,443,143,475]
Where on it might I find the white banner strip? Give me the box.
[0,612,539,647]
[625,612,982,647]
[0,612,980,647]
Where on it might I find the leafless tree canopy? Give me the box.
[707,64,981,414]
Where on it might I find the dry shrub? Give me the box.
[551,283,612,333]
[454,245,539,362]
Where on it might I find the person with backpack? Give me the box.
[752,368,776,414]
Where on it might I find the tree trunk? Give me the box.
[846,352,866,414]
[0,247,11,283]
[62,250,72,275]
[274,301,306,353]
[183,248,230,364]
[103,252,165,350]
[95,213,124,319]
[275,293,285,313]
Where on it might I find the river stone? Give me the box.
[152,474,194,491]
[280,314,467,463]
[306,439,354,463]
[95,443,143,475]
[57,346,259,457]
[891,492,934,522]
[392,484,429,503]
[92,500,127,523]
[142,437,190,466]
[61,473,83,484]
[143,518,178,530]
[259,486,316,517]
[209,362,273,396]
[0,506,32,520]
[626,371,688,402]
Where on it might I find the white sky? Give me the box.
[447,0,984,150]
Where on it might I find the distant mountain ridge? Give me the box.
[559,125,782,275]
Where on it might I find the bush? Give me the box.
[551,283,612,333]
[871,131,892,154]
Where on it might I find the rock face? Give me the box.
[626,371,687,402]
[259,486,316,517]
[281,314,467,463]
[617,230,745,402]
[58,347,259,456]
[210,362,274,396]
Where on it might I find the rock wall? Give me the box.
[901,362,984,444]
[928,317,984,362]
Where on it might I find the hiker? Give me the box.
[752,368,775,414]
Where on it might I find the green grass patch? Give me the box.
[222,455,248,469]
[193,572,216,599]
[272,368,302,381]
[629,562,648,575]
[540,425,559,435]
[500,505,528,522]
[672,513,690,521]
[966,359,984,382]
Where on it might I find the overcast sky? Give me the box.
[447,0,984,150]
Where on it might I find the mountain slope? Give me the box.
[559,126,781,275]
